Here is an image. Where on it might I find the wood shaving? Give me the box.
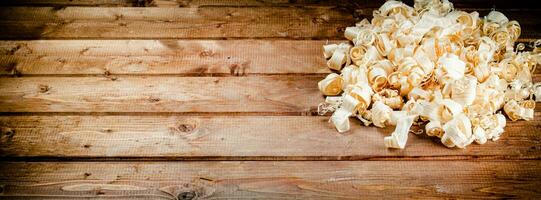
[318,0,539,149]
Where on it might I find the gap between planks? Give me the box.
[0,155,539,162]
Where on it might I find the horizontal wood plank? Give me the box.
[0,40,334,76]
[0,161,539,199]
[0,76,323,113]
[0,0,384,7]
[0,7,538,40]
[0,0,358,7]
[0,0,136,7]
[0,40,338,57]
[0,115,539,160]
[0,7,353,39]
[147,0,541,8]
[1,39,537,76]
[0,0,538,8]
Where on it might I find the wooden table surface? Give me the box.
[0,0,540,199]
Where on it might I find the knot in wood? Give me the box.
[199,49,214,57]
[103,70,117,81]
[0,127,15,139]
[38,84,50,93]
[177,124,195,133]
[169,119,200,136]
[178,191,196,200]
[148,97,161,103]
[312,15,329,24]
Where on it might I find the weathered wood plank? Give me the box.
[0,0,537,8]
[0,161,539,199]
[0,7,537,40]
[3,60,537,77]
[0,6,345,21]
[145,0,540,8]
[0,115,539,160]
[0,55,329,76]
[0,0,136,7]
[0,40,335,76]
[176,0,541,8]
[0,7,536,27]
[0,76,323,113]
[0,0,357,7]
[0,40,339,57]
[0,39,537,76]
[0,7,353,39]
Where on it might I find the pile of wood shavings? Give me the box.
[317,0,541,149]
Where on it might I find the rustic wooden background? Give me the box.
[0,0,540,199]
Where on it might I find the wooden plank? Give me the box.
[0,0,135,7]
[0,40,339,57]
[0,7,353,39]
[2,59,538,77]
[176,0,541,9]
[0,115,539,160]
[0,0,374,7]
[0,7,535,26]
[0,0,357,7]
[0,0,537,8]
[0,76,323,113]
[0,7,537,40]
[0,40,334,76]
[0,161,539,199]
[0,39,537,76]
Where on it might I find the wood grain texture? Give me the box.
[0,115,539,160]
[145,0,372,7]
[0,0,358,7]
[0,39,537,76]
[0,0,537,8]
[0,76,323,113]
[0,7,537,40]
[0,40,336,76]
[0,161,540,199]
[0,7,353,39]
[145,0,541,8]
[0,0,136,7]
[0,1,539,199]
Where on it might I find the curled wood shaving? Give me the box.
[504,99,534,121]
[371,101,393,128]
[317,0,539,149]
[384,115,416,149]
[330,94,359,133]
[318,73,343,96]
